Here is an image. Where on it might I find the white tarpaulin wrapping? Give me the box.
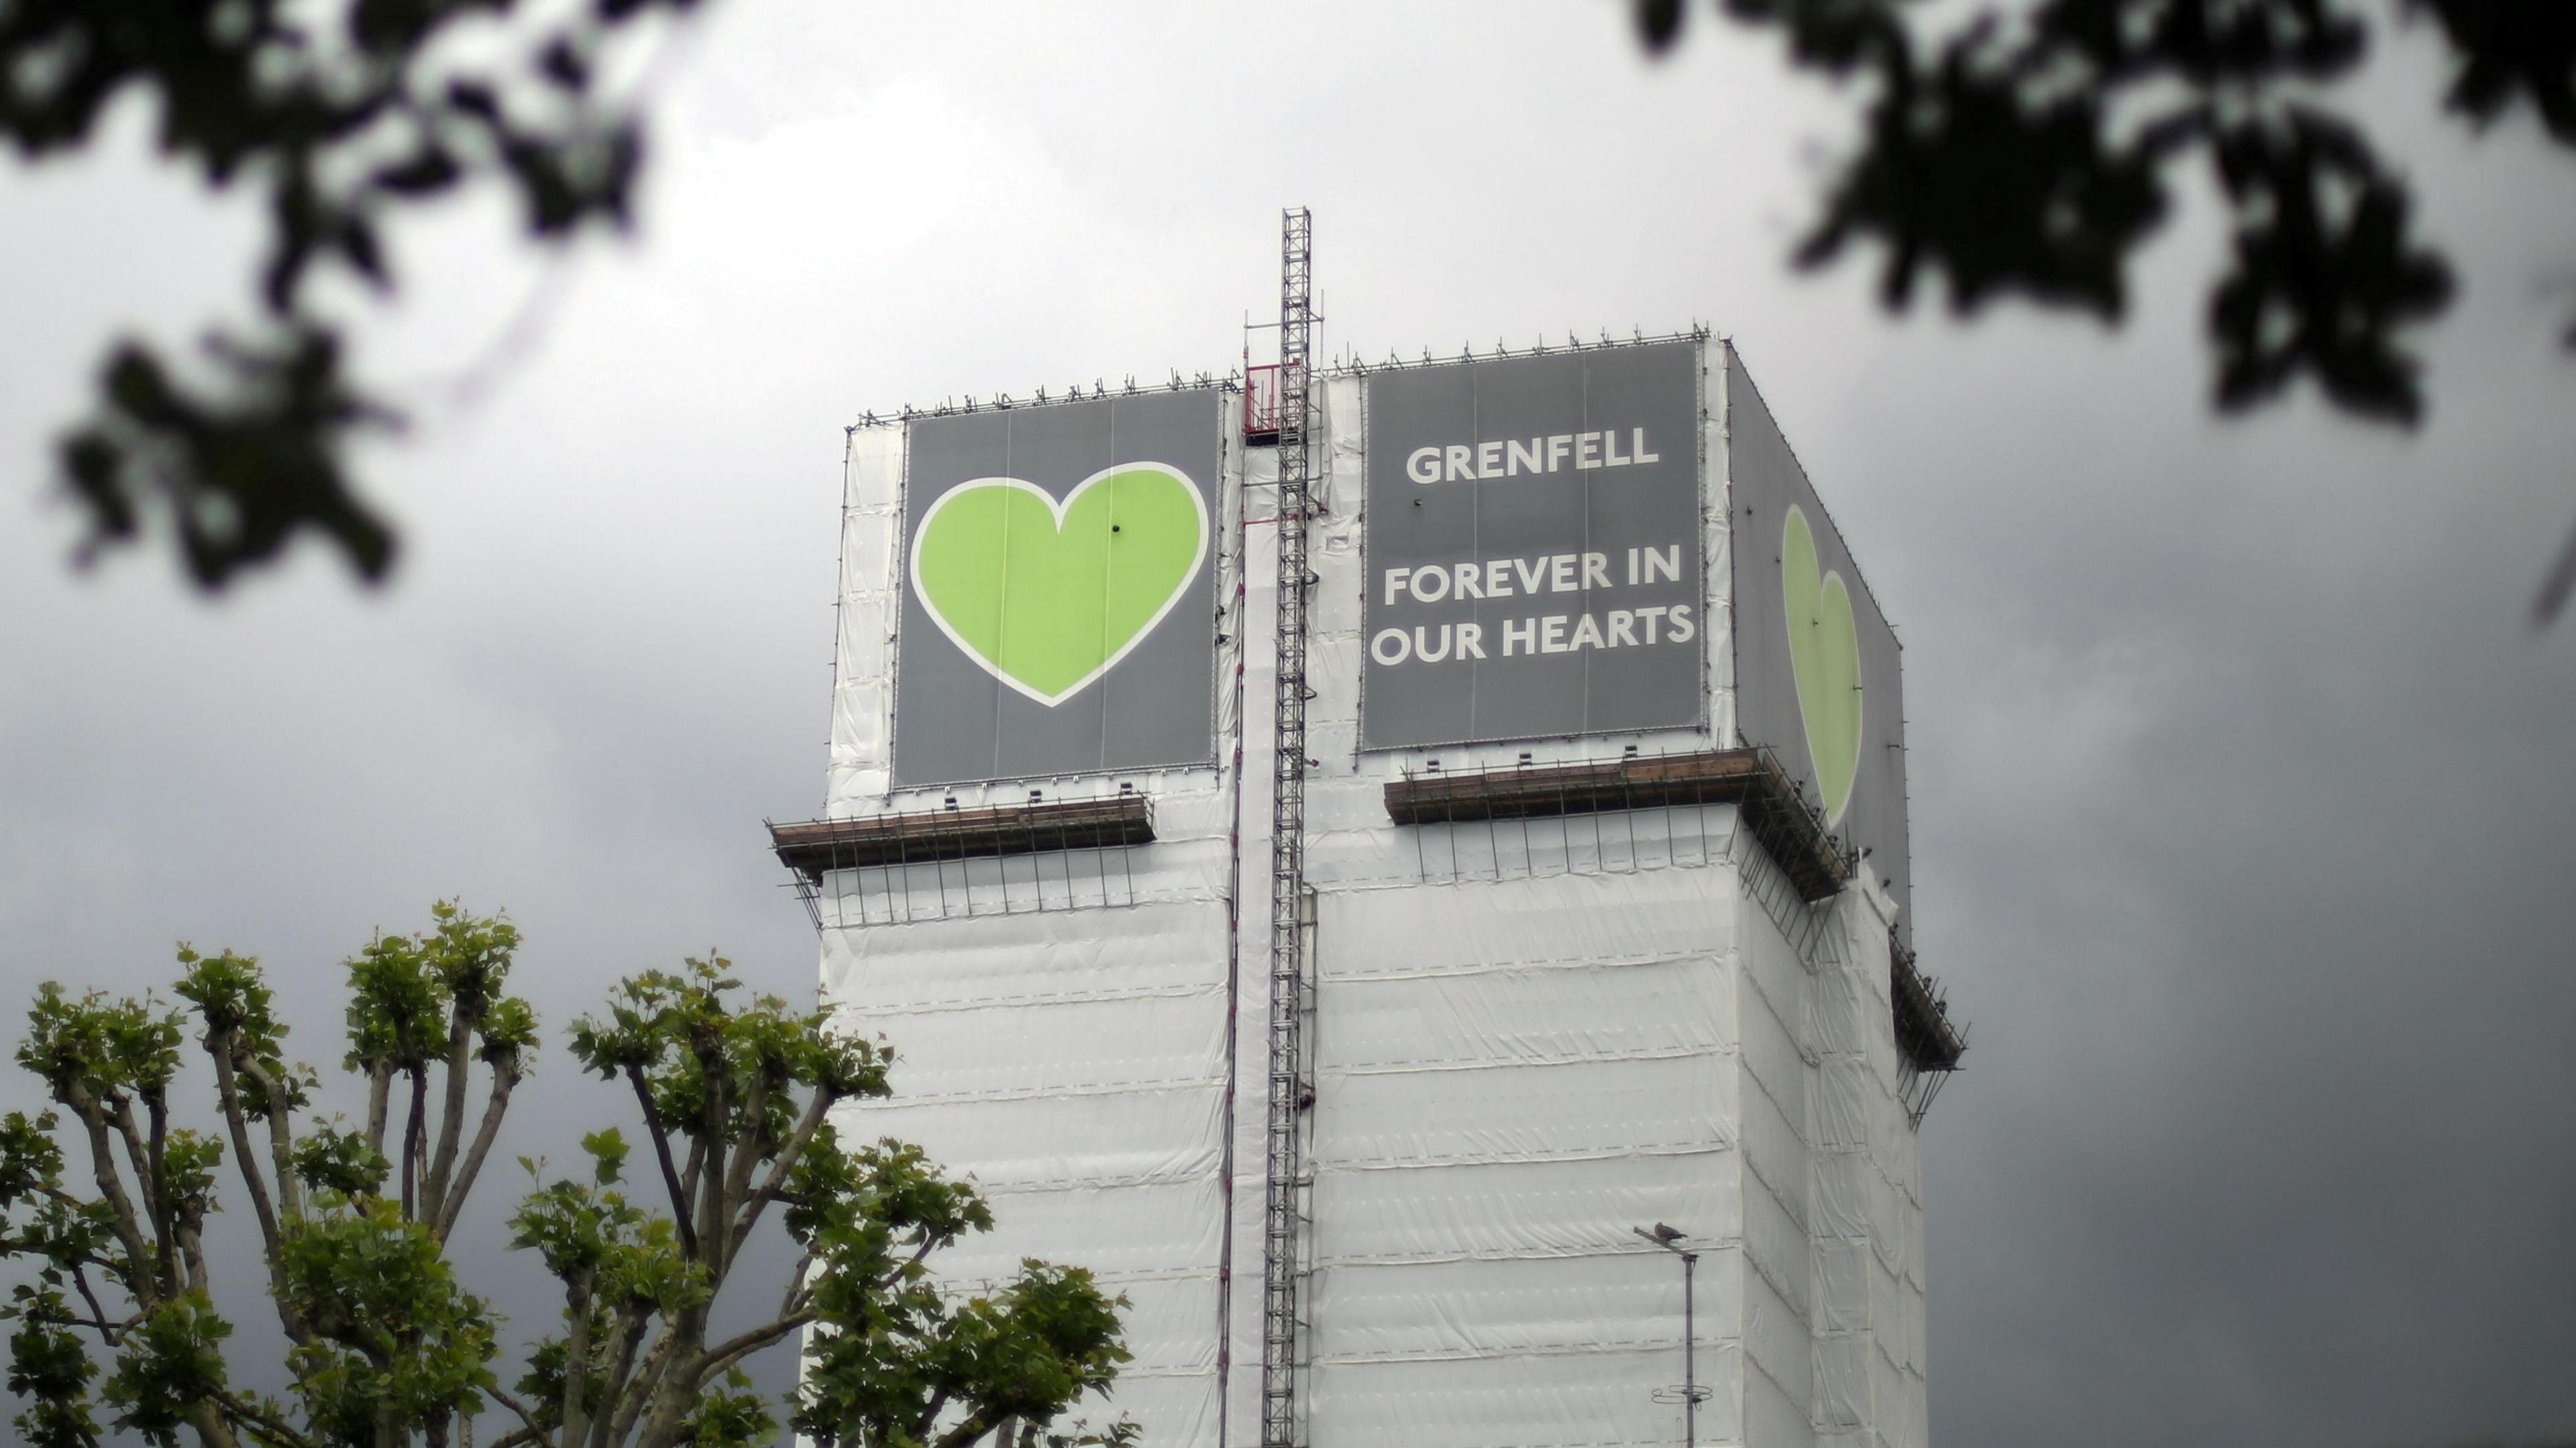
[1306,1347,1746,1448]
[1312,1249,1747,1359]
[814,414,1247,1447]
[1319,958,1735,1069]
[1303,862,1750,1446]
[1312,1154,1747,1266]
[811,346,1933,1447]
[821,897,1224,1008]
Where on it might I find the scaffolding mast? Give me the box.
[1260,205,1316,1448]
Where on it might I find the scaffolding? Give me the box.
[764,797,1152,928]
[1891,934,1968,1124]
[1261,205,1315,1448]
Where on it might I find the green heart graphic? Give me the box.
[1782,504,1863,825]
[910,463,1208,706]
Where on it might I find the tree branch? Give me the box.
[64,1091,154,1294]
[60,1310,138,1337]
[777,1250,812,1322]
[144,1086,169,1212]
[366,1061,393,1158]
[677,1133,706,1229]
[624,1062,698,1258]
[594,1313,666,1448]
[729,1090,833,1262]
[714,1070,771,1276]
[687,1309,816,1392]
[693,1055,731,1276]
[218,1386,322,1448]
[178,1219,211,1298]
[486,1386,552,1448]
[209,1044,291,1303]
[68,1261,124,1345]
[235,1057,307,1222]
[914,1388,954,1445]
[555,1280,597,1448]
[424,999,477,1225]
[109,1094,162,1231]
[402,1064,430,1221]
[116,1091,177,1295]
[186,1398,248,1448]
[432,1059,517,1241]
[52,1300,142,1339]
[931,1414,1002,1448]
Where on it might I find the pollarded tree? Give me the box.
[0,904,1132,1448]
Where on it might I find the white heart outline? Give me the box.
[1782,502,1864,828]
[908,461,1210,708]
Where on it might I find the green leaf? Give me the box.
[582,1127,629,1185]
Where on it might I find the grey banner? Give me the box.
[1360,342,1704,749]
[1725,343,1913,944]
[892,390,1222,787]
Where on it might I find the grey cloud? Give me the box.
[3,3,2572,1443]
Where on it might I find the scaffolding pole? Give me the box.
[1260,205,1315,1448]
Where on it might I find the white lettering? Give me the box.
[1413,624,1452,663]
[1635,605,1668,643]
[1643,545,1681,585]
[1541,615,1570,653]
[1409,566,1450,604]
[1485,560,1514,598]
[1513,557,1548,595]
[1608,610,1638,647]
[1371,628,1411,665]
[1668,603,1697,644]
[1582,552,1611,590]
[1626,547,1639,585]
[1456,622,1486,659]
[1383,567,1412,606]
[1549,553,1576,592]
[1503,617,1538,656]
[1404,431,1658,484]
[1450,562,1484,600]
[1570,614,1605,650]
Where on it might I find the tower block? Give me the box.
[773,320,1965,1448]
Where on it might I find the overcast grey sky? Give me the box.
[4,4,2573,1445]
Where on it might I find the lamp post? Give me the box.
[1635,1223,1707,1447]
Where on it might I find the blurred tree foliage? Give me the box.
[0,0,704,588]
[0,905,1134,1448]
[1633,0,2576,620]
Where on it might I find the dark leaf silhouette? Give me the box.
[1664,0,2576,620]
[2,0,706,588]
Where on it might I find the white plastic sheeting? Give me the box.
[812,343,1931,1447]
[1302,867,1747,1448]
[1280,351,1928,1448]
[814,415,1250,1446]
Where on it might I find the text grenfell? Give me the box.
[1403,429,1662,484]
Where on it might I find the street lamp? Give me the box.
[1634,1223,1709,1447]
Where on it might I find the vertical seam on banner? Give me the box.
[1098,404,1116,775]
[992,414,1012,782]
[891,422,913,789]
